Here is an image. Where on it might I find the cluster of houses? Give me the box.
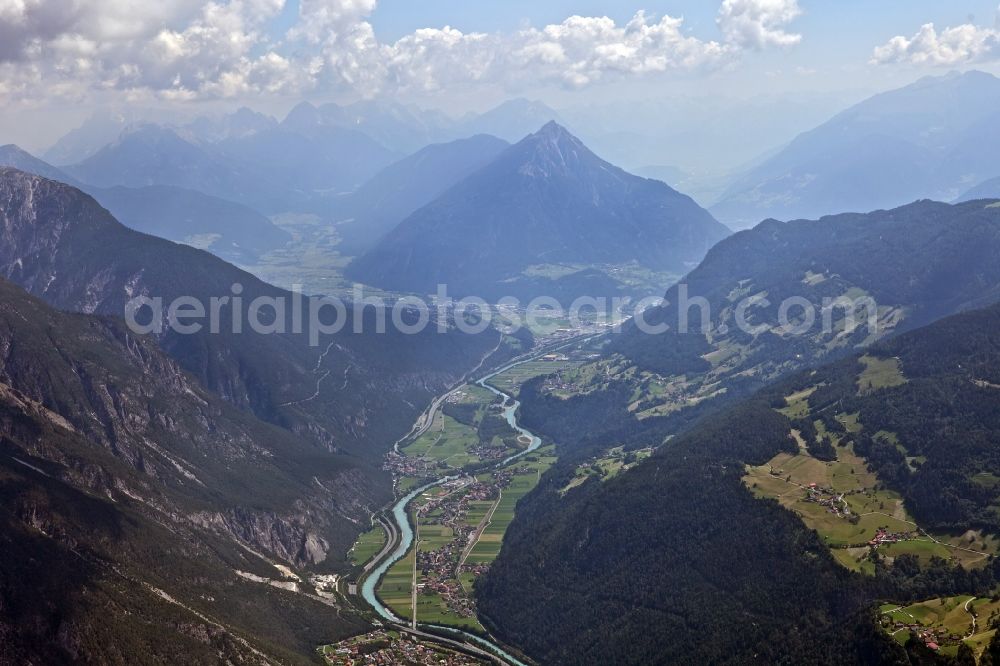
[445,389,473,405]
[804,483,852,517]
[468,441,511,461]
[880,620,954,653]
[418,571,477,618]
[418,478,502,527]
[868,527,918,548]
[542,375,582,394]
[383,451,439,479]
[411,472,517,618]
[323,631,484,665]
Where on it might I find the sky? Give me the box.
[2,0,1000,152]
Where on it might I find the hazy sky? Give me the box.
[2,1,1000,151]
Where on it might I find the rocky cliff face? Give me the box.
[0,169,504,662]
[0,278,382,561]
[0,277,385,662]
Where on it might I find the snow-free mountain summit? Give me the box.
[347,122,729,301]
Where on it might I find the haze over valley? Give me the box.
[4,2,1000,665]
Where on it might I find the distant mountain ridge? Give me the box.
[63,122,399,214]
[959,175,1000,202]
[282,100,455,154]
[40,99,564,209]
[457,99,563,143]
[64,125,268,203]
[0,145,289,263]
[336,134,510,254]
[91,184,291,263]
[0,143,82,185]
[713,71,1000,228]
[347,122,729,302]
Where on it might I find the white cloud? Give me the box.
[717,0,802,50]
[872,21,1000,66]
[509,12,731,88]
[290,0,376,44]
[0,0,802,104]
[306,10,734,96]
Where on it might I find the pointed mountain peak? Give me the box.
[527,121,585,149]
[506,121,597,179]
[0,144,75,184]
[0,144,30,156]
[283,101,320,127]
[536,120,568,136]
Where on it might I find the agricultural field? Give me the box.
[745,436,993,573]
[857,355,907,394]
[746,377,998,574]
[348,524,387,568]
[486,359,583,395]
[466,448,558,564]
[531,356,639,401]
[535,353,736,420]
[879,596,1000,658]
[378,545,414,621]
[404,413,481,468]
[381,447,559,632]
[520,261,676,292]
[397,384,518,476]
[237,213,354,296]
[778,386,817,419]
[561,446,654,494]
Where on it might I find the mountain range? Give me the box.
[40,98,561,198]
[347,122,730,302]
[0,145,289,264]
[11,66,1000,666]
[712,71,1000,228]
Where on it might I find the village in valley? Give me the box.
[337,338,596,659]
[377,448,558,632]
[744,372,999,576]
[740,373,1000,659]
[319,630,488,665]
[878,596,1000,658]
[345,347,579,636]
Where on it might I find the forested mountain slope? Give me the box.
[480,300,1000,665]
